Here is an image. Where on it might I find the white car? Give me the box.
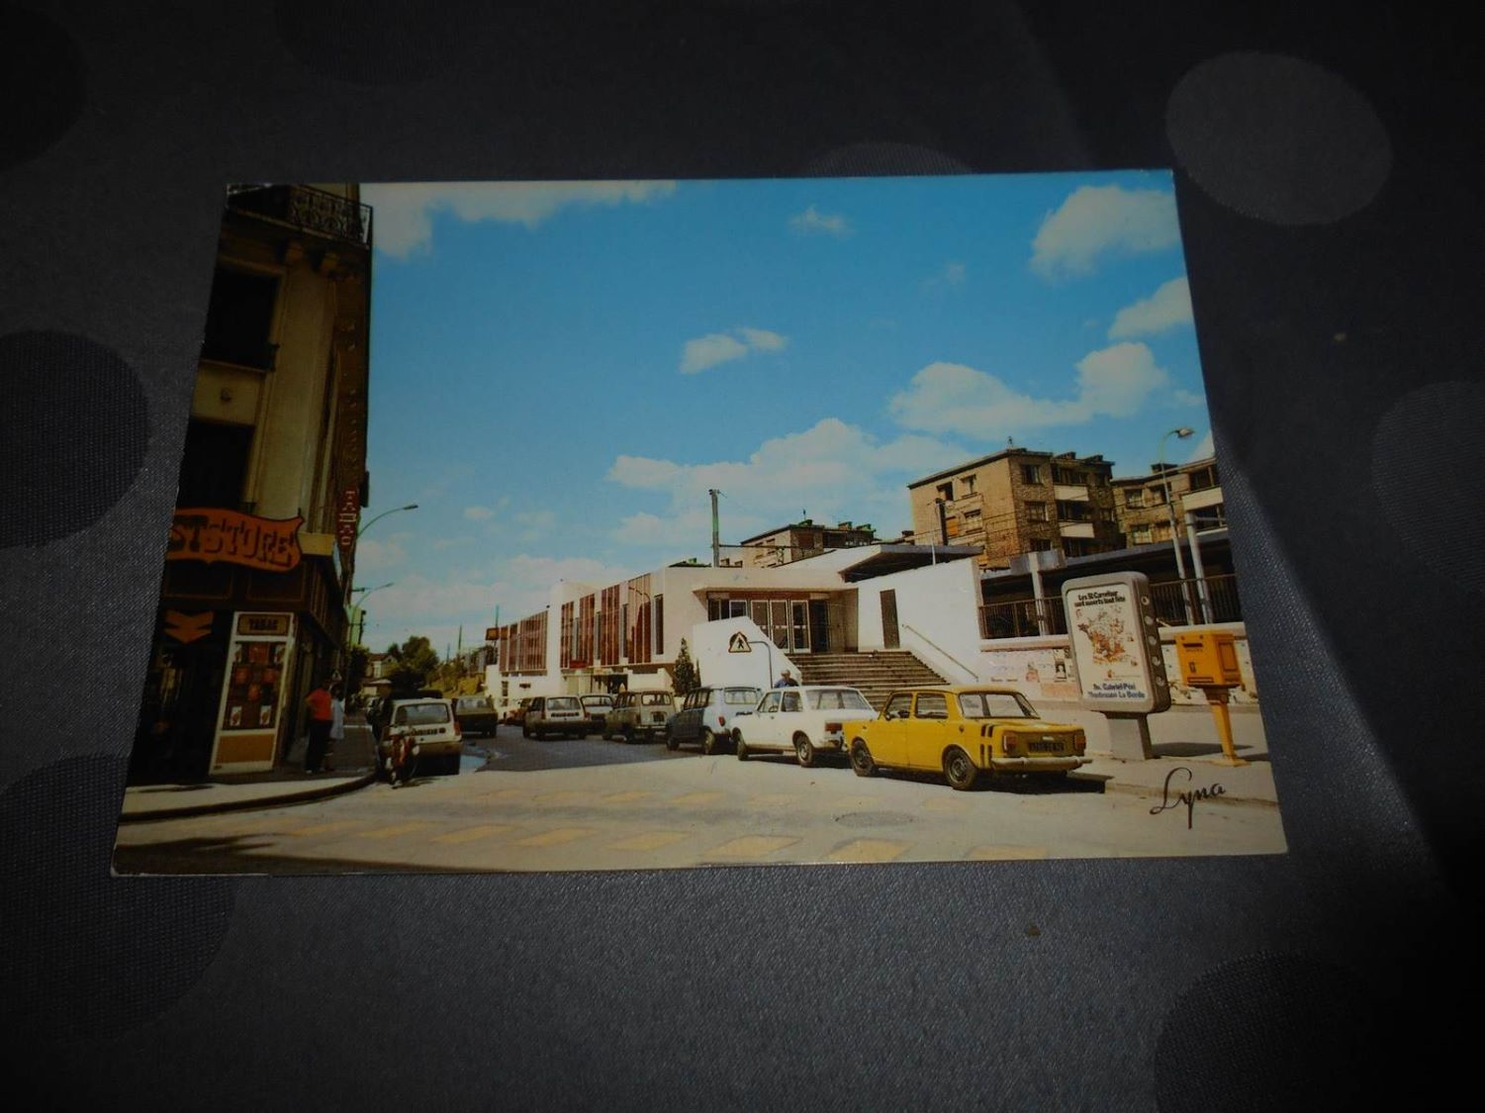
[522,695,588,740]
[378,696,463,777]
[733,685,875,767]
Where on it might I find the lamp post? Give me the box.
[1158,427,1195,624]
[349,582,394,647]
[358,502,419,539]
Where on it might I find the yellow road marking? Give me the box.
[512,827,596,847]
[600,792,655,804]
[430,824,517,844]
[671,792,726,806]
[706,835,798,858]
[748,794,800,807]
[287,821,362,837]
[533,791,596,805]
[608,831,690,851]
[826,839,910,863]
[357,822,437,840]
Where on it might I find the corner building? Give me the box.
[130,185,373,781]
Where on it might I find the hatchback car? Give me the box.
[377,696,463,777]
[733,684,875,767]
[665,685,761,754]
[522,695,588,740]
[602,690,677,742]
[452,694,501,738]
[578,694,615,736]
[845,686,1089,790]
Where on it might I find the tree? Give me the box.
[384,635,439,694]
[343,645,369,700]
[671,638,701,694]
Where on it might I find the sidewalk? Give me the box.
[118,714,1277,823]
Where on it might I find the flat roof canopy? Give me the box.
[837,544,980,582]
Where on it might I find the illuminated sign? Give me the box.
[167,509,303,572]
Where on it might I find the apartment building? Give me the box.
[1111,455,1225,547]
[736,518,880,568]
[129,184,373,781]
[906,448,1121,570]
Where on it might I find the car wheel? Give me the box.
[794,734,816,768]
[665,730,679,751]
[850,739,876,778]
[700,728,718,755]
[943,746,978,791]
[446,752,461,775]
[522,723,531,739]
[623,725,635,745]
[735,731,749,761]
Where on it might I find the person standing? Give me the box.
[774,668,799,688]
[325,682,345,773]
[304,679,334,773]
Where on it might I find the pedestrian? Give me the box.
[325,682,345,773]
[304,679,334,773]
[774,668,798,688]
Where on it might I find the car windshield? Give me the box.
[807,689,872,712]
[957,691,1037,719]
[581,696,610,707]
[639,693,671,706]
[548,697,581,711]
[723,688,760,704]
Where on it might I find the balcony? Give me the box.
[226,184,373,250]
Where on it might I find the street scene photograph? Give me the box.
[114,172,1287,875]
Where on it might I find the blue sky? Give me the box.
[353,172,1211,657]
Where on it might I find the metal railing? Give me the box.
[979,573,1243,639]
[227,184,373,249]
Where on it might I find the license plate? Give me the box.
[1029,739,1065,753]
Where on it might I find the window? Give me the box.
[884,693,913,719]
[202,267,279,370]
[1054,467,1084,485]
[1124,490,1145,508]
[1132,525,1153,544]
[915,692,948,718]
[758,691,781,713]
[1056,500,1090,521]
[961,474,977,494]
[176,419,254,509]
[1025,502,1048,522]
[936,481,954,501]
[1030,539,1055,552]
[1021,464,1042,485]
[1187,464,1220,491]
[781,691,802,712]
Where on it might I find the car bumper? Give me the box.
[985,756,1092,773]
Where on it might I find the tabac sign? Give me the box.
[1062,571,1170,715]
[167,508,304,572]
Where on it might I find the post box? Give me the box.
[1175,631,1242,688]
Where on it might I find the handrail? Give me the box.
[900,622,977,682]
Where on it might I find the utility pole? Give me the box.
[710,488,721,567]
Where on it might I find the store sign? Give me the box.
[336,487,360,559]
[167,509,303,572]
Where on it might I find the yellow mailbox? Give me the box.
[1175,631,1242,688]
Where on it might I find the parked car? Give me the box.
[733,685,875,767]
[376,695,463,777]
[452,694,501,738]
[579,694,615,736]
[665,685,762,755]
[522,695,588,739]
[603,690,677,743]
[845,686,1089,790]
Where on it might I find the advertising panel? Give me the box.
[1063,571,1171,714]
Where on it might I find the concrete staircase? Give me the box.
[794,650,947,710]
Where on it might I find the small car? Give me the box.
[664,685,761,755]
[522,695,588,740]
[845,686,1089,790]
[376,696,463,777]
[578,693,615,736]
[452,694,501,738]
[602,690,677,742]
[733,684,875,767]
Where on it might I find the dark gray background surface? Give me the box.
[1,2,1477,1109]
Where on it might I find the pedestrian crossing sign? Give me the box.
[728,632,751,653]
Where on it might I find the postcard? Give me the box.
[113,172,1285,874]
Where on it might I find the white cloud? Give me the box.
[362,181,678,259]
[1030,184,1180,279]
[607,417,967,544]
[679,327,789,374]
[789,205,852,237]
[1108,277,1193,339]
[888,343,1170,438]
[463,505,494,520]
[1185,430,1214,461]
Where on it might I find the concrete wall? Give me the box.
[853,558,982,681]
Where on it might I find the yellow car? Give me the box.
[845,686,1090,790]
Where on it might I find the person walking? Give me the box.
[774,668,799,688]
[325,682,345,773]
[303,679,334,773]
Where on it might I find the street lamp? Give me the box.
[1157,427,1195,624]
[349,582,394,646]
[358,502,418,538]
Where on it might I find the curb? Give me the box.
[117,771,377,824]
